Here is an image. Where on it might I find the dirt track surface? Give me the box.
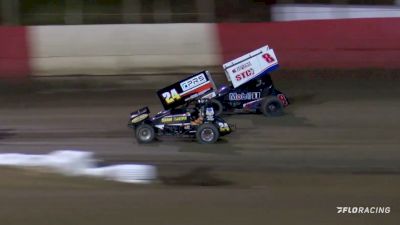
[1,73,400,224]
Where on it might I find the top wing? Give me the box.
[157,71,217,110]
[223,46,279,88]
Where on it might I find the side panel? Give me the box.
[0,26,30,79]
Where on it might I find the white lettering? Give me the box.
[337,206,391,214]
[228,92,261,101]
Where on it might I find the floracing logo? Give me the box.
[336,206,391,214]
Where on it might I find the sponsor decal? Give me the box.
[235,68,255,81]
[336,206,391,214]
[201,91,216,99]
[232,62,252,73]
[229,92,261,101]
[131,114,148,123]
[182,82,212,97]
[205,107,214,121]
[180,73,207,92]
[161,115,187,123]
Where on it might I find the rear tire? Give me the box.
[135,124,155,143]
[196,123,219,144]
[260,96,284,117]
[210,99,223,116]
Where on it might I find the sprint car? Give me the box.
[210,72,289,116]
[207,45,289,116]
[128,71,231,144]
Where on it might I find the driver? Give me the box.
[190,101,204,125]
[190,108,203,125]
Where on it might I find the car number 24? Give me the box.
[162,89,181,104]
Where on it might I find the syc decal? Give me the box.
[235,68,255,81]
[229,92,261,101]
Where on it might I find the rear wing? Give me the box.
[157,71,217,110]
[222,46,279,88]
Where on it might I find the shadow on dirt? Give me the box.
[136,137,242,155]
[226,113,314,128]
[177,139,241,155]
[160,167,233,186]
[0,129,15,140]
[288,93,324,108]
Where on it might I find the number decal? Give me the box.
[162,92,172,104]
[277,94,288,106]
[262,53,275,63]
[162,89,181,104]
[170,89,181,102]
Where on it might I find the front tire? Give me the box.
[260,96,284,117]
[135,124,155,143]
[196,123,220,144]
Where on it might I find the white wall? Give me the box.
[29,24,220,76]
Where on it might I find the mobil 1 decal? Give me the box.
[157,71,214,110]
[229,92,261,101]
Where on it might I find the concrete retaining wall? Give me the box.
[29,24,220,76]
[1,18,400,79]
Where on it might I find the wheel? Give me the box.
[135,124,155,143]
[196,123,220,144]
[260,96,284,117]
[210,99,223,116]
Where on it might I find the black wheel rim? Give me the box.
[267,102,280,113]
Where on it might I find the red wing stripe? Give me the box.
[182,83,213,97]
